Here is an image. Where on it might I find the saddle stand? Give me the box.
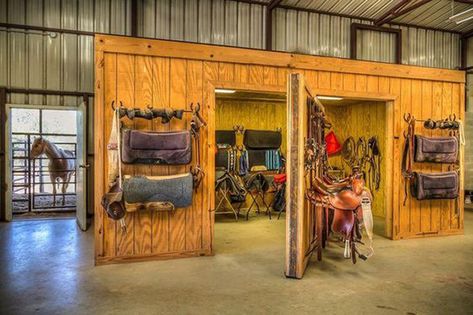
[242,189,271,220]
[215,186,240,221]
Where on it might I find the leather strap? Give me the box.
[401,116,416,206]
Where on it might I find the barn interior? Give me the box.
[1,0,473,313]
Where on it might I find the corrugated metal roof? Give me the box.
[278,0,473,33]
[392,0,473,32]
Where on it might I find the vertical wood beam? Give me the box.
[131,0,138,37]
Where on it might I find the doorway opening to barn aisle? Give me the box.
[4,104,88,230]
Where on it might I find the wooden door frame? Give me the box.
[205,80,286,252]
[285,73,397,279]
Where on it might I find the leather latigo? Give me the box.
[414,135,458,163]
[121,129,192,165]
[411,171,459,200]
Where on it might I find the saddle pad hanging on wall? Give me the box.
[123,173,193,208]
[243,130,282,150]
[410,171,459,200]
[121,129,191,165]
[414,136,458,163]
[216,130,236,146]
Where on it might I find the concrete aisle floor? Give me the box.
[1,213,473,315]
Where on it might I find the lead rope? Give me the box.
[116,108,126,233]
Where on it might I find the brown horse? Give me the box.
[30,137,75,206]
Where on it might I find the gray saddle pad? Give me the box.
[123,173,193,208]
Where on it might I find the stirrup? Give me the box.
[343,240,351,259]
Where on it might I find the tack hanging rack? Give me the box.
[111,101,197,123]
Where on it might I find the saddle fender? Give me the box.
[331,210,355,237]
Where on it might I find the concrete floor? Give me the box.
[1,213,473,315]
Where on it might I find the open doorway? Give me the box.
[320,97,390,237]
[4,104,88,230]
[213,90,287,253]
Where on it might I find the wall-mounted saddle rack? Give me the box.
[111,101,205,125]
[403,113,460,131]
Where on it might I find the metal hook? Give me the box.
[111,100,116,111]
[449,113,456,121]
[403,113,412,122]
[119,101,124,109]
[147,104,153,110]
[191,102,201,113]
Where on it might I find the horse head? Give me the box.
[30,137,47,159]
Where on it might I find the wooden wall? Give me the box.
[215,98,287,154]
[326,102,387,218]
[95,35,465,264]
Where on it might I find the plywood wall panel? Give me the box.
[116,54,136,257]
[151,57,171,254]
[263,66,279,86]
[95,35,464,264]
[389,78,401,237]
[399,79,412,237]
[420,80,433,233]
[318,71,331,89]
[218,62,235,82]
[133,55,153,255]
[186,60,204,251]
[410,79,422,235]
[430,81,444,233]
[169,59,188,253]
[203,61,219,251]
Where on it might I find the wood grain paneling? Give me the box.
[326,102,387,219]
[215,98,287,154]
[95,35,465,265]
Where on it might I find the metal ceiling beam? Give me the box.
[266,0,283,50]
[455,0,473,4]
[461,27,473,38]
[375,0,433,26]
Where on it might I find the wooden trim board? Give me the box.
[95,35,465,84]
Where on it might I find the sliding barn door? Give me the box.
[285,73,316,279]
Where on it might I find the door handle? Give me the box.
[79,164,90,169]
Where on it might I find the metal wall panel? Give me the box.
[398,26,461,69]
[273,7,461,69]
[138,0,266,49]
[0,0,464,106]
[0,0,130,106]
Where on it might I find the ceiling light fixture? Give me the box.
[317,96,343,101]
[449,7,473,24]
[215,89,236,94]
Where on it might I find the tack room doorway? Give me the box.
[4,104,88,231]
[212,89,288,256]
